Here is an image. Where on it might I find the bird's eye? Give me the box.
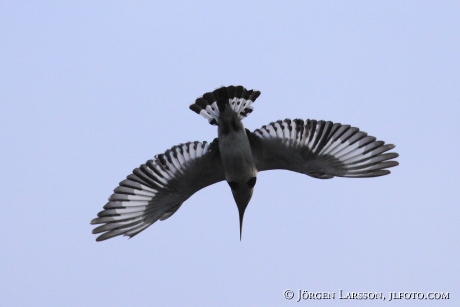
[246,177,257,188]
[228,181,239,190]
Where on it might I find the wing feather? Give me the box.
[91,139,225,241]
[250,119,398,179]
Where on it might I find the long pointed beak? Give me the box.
[232,185,254,240]
[238,208,244,241]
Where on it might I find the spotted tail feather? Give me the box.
[189,85,261,125]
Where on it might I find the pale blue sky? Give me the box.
[1,1,459,306]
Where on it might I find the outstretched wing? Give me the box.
[91,140,224,241]
[249,119,398,178]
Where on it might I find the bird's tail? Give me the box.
[189,85,261,126]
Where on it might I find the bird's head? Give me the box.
[227,176,257,240]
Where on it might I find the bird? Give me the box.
[91,85,399,241]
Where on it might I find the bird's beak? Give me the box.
[233,188,254,240]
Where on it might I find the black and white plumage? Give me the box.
[91,85,399,241]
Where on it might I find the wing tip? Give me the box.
[90,218,101,225]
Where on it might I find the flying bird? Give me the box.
[91,85,399,241]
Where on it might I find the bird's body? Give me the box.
[216,101,258,238]
[217,105,256,186]
[91,85,399,241]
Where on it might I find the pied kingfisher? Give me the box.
[91,85,399,241]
